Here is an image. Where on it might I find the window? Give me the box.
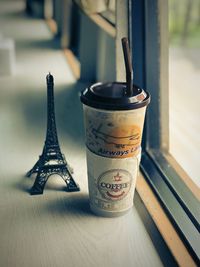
[131,0,200,264]
[169,0,200,187]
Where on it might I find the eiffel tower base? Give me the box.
[26,158,41,178]
[28,164,80,195]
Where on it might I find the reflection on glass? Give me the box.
[100,0,115,25]
[169,0,200,187]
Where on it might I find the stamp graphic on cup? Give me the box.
[90,123,141,157]
[97,169,132,201]
[85,110,143,158]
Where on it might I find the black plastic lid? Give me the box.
[80,82,150,110]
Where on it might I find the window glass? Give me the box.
[169,0,200,187]
[100,0,116,25]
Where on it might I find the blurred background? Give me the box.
[0,0,199,188]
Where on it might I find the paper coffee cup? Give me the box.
[80,82,150,217]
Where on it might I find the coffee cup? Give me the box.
[80,82,150,217]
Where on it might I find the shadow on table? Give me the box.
[43,193,94,217]
[11,174,34,193]
[14,172,81,194]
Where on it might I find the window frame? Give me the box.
[131,0,200,264]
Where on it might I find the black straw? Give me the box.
[46,72,54,84]
[121,37,133,96]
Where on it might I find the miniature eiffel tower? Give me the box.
[26,73,80,195]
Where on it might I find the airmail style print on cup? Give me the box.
[83,102,147,158]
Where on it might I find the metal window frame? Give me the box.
[131,0,200,264]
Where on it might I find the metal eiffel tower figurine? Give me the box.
[27,73,80,195]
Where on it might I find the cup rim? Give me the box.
[80,82,150,110]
